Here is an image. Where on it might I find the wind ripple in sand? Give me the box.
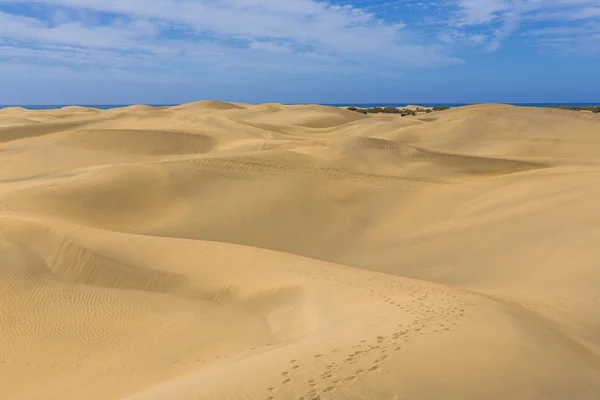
[1,103,600,400]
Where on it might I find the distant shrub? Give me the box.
[383,106,401,114]
[346,105,454,115]
[347,106,368,114]
[545,105,600,113]
[347,104,600,115]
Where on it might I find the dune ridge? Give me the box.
[1,102,600,400]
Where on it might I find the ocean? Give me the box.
[1,103,599,110]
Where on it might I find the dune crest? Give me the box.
[2,101,600,400]
[170,100,245,111]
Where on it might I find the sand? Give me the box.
[1,102,600,399]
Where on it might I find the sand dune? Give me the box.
[1,102,600,400]
[170,100,246,112]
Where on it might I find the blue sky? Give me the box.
[0,0,599,105]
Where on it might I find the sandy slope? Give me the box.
[1,102,600,400]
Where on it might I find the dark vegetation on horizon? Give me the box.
[347,104,599,116]
[346,106,451,116]
[546,105,600,113]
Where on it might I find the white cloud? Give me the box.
[0,0,461,76]
[450,0,600,51]
[249,41,292,53]
[468,34,488,45]
[454,0,512,26]
[0,10,158,48]
[1,0,598,81]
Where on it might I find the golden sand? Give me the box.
[1,102,600,399]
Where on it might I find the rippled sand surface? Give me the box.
[2,102,600,400]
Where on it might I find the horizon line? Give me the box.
[2,102,600,107]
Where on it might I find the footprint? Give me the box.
[368,365,379,371]
[292,365,300,369]
[282,379,291,384]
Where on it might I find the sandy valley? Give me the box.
[1,102,600,399]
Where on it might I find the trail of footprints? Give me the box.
[257,250,476,398]
[264,290,473,399]
[0,259,473,399]
[267,331,404,399]
[161,266,473,400]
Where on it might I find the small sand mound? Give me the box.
[103,105,159,116]
[62,106,97,111]
[171,100,245,112]
[53,106,102,114]
[0,106,30,114]
[240,105,368,128]
[248,103,285,112]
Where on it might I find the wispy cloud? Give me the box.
[0,0,598,85]
[447,0,600,51]
[0,0,462,78]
